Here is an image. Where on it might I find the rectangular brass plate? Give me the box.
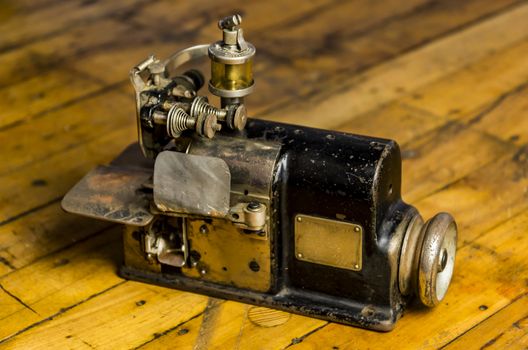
[294,214,362,271]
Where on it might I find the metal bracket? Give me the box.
[143,218,189,267]
[228,202,267,239]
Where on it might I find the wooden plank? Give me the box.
[0,70,104,130]
[443,295,528,349]
[416,144,528,244]
[259,3,528,128]
[71,0,522,118]
[1,282,208,349]
[0,1,527,348]
[0,0,486,279]
[335,39,528,203]
[130,0,336,33]
[402,40,528,121]
[0,228,210,347]
[138,302,323,350]
[0,0,425,130]
[0,125,135,223]
[7,201,527,349]
[0,203,111,271]
[242,0,523,116]
[2,0,524,205]
[0,227,123,340]
[0,0,145,52]
[0,18,134,88]
[335,37,528,145]
[467,84,528,145]
[0,88,133,176]
[1,78,524,349]
[336,103,448,146]
[0,0,63,14]
[0,39,519,303]
[0,263,12,277]
[70,0,428,113]
[0,0,516,135]
[401,122,512,203]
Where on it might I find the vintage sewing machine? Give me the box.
[62,15,457,331]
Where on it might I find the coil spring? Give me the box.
[190,96,216,118]
[166,106,192,138]
[190,96,228,121]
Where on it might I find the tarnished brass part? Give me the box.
[182,218,271,292]
[208,14,255,99]
[294,214,362,271]
[210,59,253,91]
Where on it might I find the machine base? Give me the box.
[120,265,399,332]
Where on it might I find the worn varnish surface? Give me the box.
[1,0,528,349]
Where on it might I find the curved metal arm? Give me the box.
[163,44,209,78]
[129,44,210,158]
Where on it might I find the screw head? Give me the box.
[247,201,261,211]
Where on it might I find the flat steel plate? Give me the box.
[61,165,154,226]
[153,151,231,217]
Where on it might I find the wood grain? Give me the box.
[0,0,527,348]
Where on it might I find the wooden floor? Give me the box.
[1,0,528,348]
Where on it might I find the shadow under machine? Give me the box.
[62,15,458,331]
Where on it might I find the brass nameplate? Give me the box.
[294,214,362,271]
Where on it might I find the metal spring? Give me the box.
[190,96,226,120]
[166,106,193,138]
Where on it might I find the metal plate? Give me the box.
[61,165,154,226]
[294,214,362,271]
[153,151,231,217]
[188,134,281,199]
[182,218,271,292]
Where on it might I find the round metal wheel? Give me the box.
[398,213,424,296]
[417,213,457,307]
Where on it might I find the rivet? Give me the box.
[297,217,302,222]
[354,226,360,232]
[297,253,303,258]
[354,264,360,269]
